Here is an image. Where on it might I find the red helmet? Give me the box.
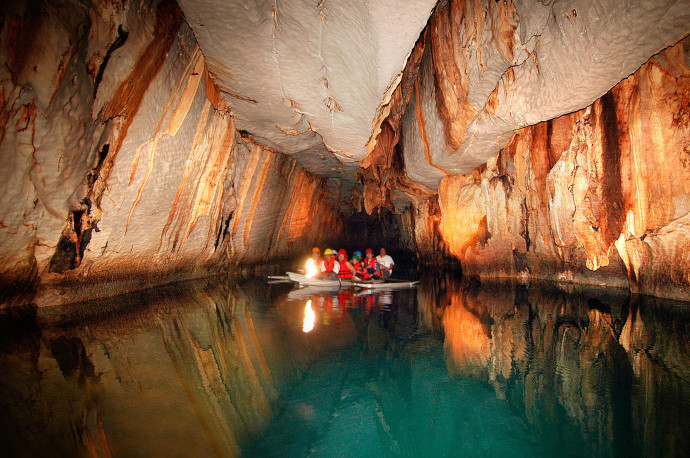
[338,249,347,256]
[312,247,321,253]
[365,248,374,254]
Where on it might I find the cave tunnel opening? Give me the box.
[338,207,417,278]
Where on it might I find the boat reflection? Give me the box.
[288,287,404,334]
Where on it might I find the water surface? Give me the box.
[0,276,688,457]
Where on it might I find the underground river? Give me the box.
[1,276,689,457]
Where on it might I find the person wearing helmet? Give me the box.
[376,247,394,279]
[318,248,340,280]
[337,249,355,279]
[362,248,381,280]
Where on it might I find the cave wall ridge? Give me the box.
[0,0,342,306]
[395,0,690,183]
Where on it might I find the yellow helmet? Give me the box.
[324,248,334,255]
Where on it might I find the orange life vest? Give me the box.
[362,257,379,279]
[324,256,336,273]
[364,257,377,270]
[352,261,365,279]
[338,259,353,279]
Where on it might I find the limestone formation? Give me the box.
[1,0,689,303]
[393,40,690,300]
[1,0,343,305]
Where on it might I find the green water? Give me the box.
[0,277,688,457]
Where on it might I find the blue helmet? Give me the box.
[354,251,362,258]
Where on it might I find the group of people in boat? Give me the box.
[309,247,394,281]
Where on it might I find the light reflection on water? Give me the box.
[0,276,689,456]
[303,300,315,333]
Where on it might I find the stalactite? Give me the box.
[428,0,478,151]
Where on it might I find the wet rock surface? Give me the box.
[0,0,689,303]
[1,0,343,304]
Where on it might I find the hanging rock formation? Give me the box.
[175,0,438,202]
[374,0,690,185]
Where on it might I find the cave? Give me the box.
[1,0,689,455]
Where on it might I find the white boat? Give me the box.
[286,285,342,300]
[286,272,418,289]
[352,279,420,289]
[286,271,353,287]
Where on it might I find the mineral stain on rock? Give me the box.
[598,91,627,249]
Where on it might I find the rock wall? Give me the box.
[358,0,690,301]
[374,37,690,301]
[0,0,342,305]
[429,41,690,300]
[2,0,689,304]
[388,0,690,182]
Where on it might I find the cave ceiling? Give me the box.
[177,0,438,202]
[176,0,690,207]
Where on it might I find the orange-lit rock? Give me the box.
[443,290,491,379]
[376,0,690,187]
[409,40,690,300]
[0,0,344,305]
[437,171,487,259]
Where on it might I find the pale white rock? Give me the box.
[459,0,690,173]
[176,0,437,165]
[400,0,690,187]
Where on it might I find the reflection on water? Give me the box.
[0,277,689,456]
[303,300,315,333]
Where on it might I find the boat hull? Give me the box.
[286,272,352,287]
[352,280,419,289]
[286,272,418,289]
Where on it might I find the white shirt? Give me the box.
[376,254,394,271]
